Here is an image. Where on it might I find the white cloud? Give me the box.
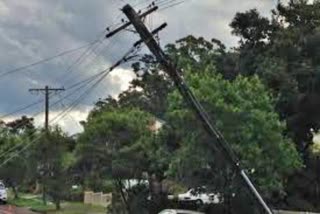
[0,1,9,17]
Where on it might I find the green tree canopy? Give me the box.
[165,67,301,197]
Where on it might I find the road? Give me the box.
[0,205,36,214]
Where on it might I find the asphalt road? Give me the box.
[0,205,36,214]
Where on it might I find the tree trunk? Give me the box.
[12,186,19,199]
[55,199,61,210]
[42,185,47,205]
[116,180,130,212]
[33,180,41,194]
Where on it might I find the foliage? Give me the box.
[0,116,37,198]
[31,127,74,209]
[229,0,320,208]
[77,107,154,188]
[230,0,320,152]
[165,68,301,197]
[9,195,55,212]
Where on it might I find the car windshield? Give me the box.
[189,189,196,195]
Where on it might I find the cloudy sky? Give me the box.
[0,0,279,135]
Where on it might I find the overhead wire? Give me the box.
[158,0,187,11]
[0,1,165,81]
[57,95,83,130]
[50,71,112,125]
[0,41,101,79]
[0,75,98,163]
[0,42,125,128]
[0,98,44,121]
[60,38,115,88]
[0,44,141,167]
[0,0,174,168]
[0,77,96,166]
[0,9,124,82]
[52,32,108,86]
[0,2,145,167]
[0,62,112,161]
[51,45,141,125]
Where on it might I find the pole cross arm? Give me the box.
[105,6,158,38]
[134,23,167,47]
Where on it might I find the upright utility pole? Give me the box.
[29,86,65,130]
[107,4,273,214]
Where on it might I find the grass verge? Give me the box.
[9,197,105,214]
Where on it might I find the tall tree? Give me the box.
[32,127,73,209]
[164,67,301,199]
[230,1,320,154]
[229,0,320,209]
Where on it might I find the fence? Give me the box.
[84,191,112,207]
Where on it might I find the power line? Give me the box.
[159,0,187,11]
[0,4,145,166]
[0,137,38,168]
[52,33,108,86]
[50,71,112,125]
[158,0,187,11]
[0,63,106,124]
[58,99,83,130]
[59,39,114,88]
[0,1,149,168]
[51,45,141,124]
[0,80,92,165]
[0,41,100,79]
[0,98,44,121]
[0,72,102,161]
[0,44,141,168]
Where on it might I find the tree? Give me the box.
[5,116,35,135]
[229,1,320,155]
[117,35,229,120]
[32,127,73,209]
[0,116,37,199]
[77,107,155,189]
[164,68,301,200]
[229,2,320,208]
[0,129,27,199]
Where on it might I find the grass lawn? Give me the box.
[48,202,105,214]
[9,196,106,214]
[9,196,56,212]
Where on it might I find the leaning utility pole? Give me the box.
[29,86,65,130]
[106,4,273,214]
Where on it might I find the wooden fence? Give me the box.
[84,191,112,207]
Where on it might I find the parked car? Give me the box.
[0,181,7,204]
[177,186,221,205]
[159,209,204,214]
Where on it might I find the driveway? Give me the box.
[0,205,36,214]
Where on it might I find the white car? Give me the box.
[177,187,220,205]
[159,209,204,214]
[0,182,7,203]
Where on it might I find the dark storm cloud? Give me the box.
[0,0,278,133]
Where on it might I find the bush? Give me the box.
[102,180,113,193]
[64,186,84,202]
